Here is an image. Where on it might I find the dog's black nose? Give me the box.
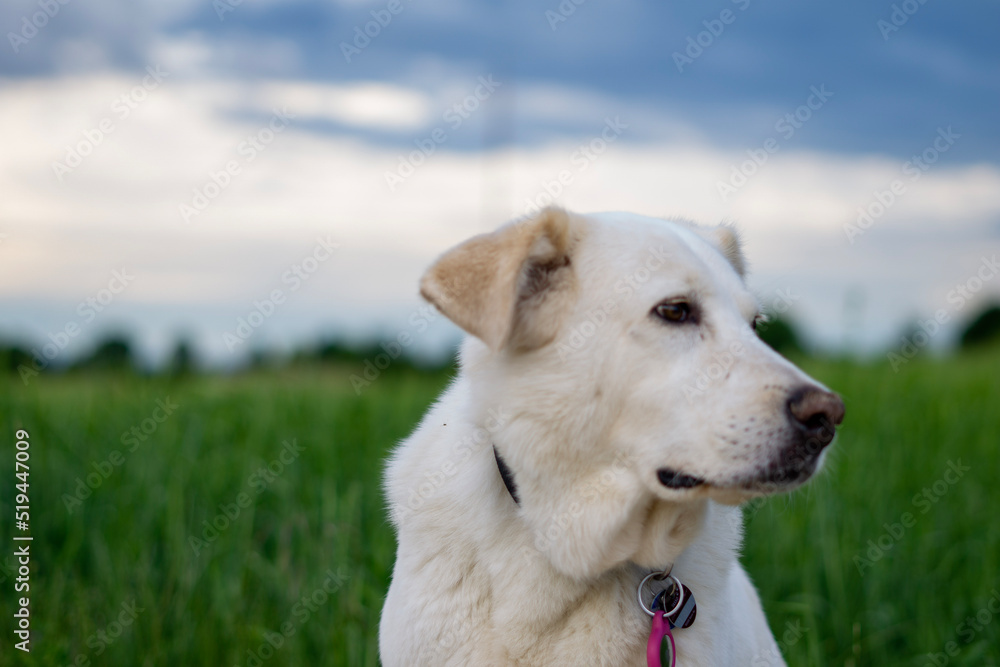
[786,386,845,444]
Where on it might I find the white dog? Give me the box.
[379,208,844,666]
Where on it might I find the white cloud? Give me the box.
[251,80,433,131]
[2,72,999,360]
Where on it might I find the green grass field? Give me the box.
[1,350,999,666]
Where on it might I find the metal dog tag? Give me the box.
[667,582,697,629]
[654,580,697,629]
[641,571,695,667]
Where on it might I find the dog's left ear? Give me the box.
[420,207,580,352]
[699,225,746,278]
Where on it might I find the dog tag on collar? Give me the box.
[652,581,698,630]
[666,582,697,629]
[639,570,696,667]
[646,611,676,667]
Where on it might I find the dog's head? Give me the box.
[421,208,844,577]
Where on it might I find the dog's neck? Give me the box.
[484,463,721,661]
[491,442,703,573]
[490,440,711,577]
[487,434,712,583]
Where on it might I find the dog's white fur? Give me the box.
[380,209,841,666]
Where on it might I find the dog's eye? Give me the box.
[752,314,767,332]
[653,301,692,323]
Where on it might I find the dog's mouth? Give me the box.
[656,468,706,489]
[656,451,822,494]
[738,450,823,491]
[656,421,837,495]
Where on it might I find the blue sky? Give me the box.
[1,0,999,367]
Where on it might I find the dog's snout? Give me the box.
[786,386,845,440]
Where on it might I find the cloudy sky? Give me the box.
[1,0,999,367]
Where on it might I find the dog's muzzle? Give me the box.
[657,386,845,492]
[748,385,846,488]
